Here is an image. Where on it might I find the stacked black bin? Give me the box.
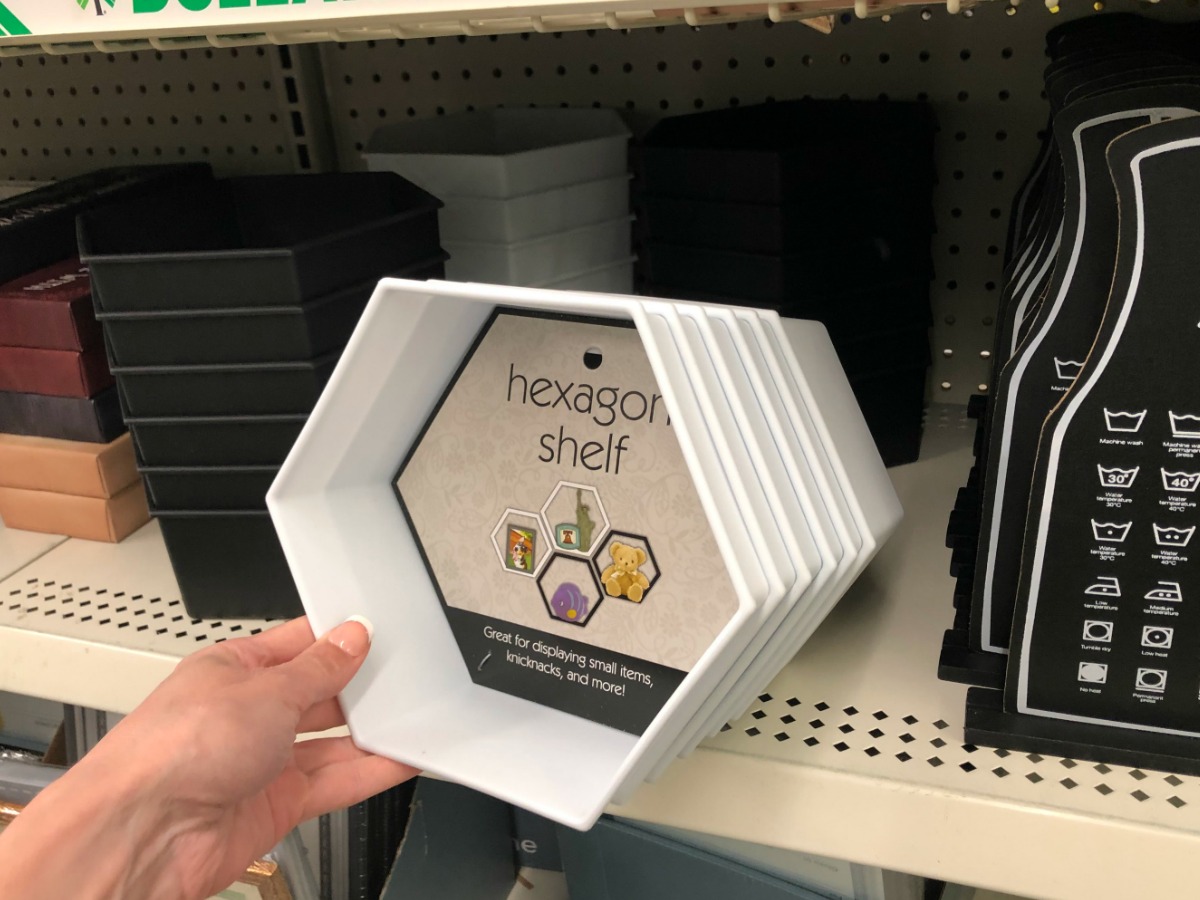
[634,99,936,465]
[79,171,446,619]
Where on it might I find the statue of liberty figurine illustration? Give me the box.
[576,489,596,553]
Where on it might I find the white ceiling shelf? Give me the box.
[1,405,1198,898]
[0,0,972,56]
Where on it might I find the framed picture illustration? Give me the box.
[0,800,17,835]
[212,859,294,900]
[505,525,536,573]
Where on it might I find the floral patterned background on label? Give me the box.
[397,312,739,672]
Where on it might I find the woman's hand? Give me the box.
[0,616,419,900]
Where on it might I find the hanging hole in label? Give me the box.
[583,348,603,370]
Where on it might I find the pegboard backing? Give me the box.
[318,3,1112,401]
[1,4,1195,399]
[0,44,297,181]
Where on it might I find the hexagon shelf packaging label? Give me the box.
[395,310,740,734]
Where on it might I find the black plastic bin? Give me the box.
[0,387,125,443]
[634,190,935,256]
[128,414,306,467]
[634,100,936,204]
[780,279,934,335]
[78,172,443,312]
[112,351,338,417]
[0,164,212,285]
[850,363,929,467]
[639,278,932,335]
[98,256,446,367]
[142,466,279,511]
[832,324,932,376]
[155,509,303,619]
[642,236,934,305]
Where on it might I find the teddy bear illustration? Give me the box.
[600,541,651,602]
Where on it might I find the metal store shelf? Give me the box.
[0,522,64,582]
[2,406,1198,898]
[0,0,931,56]
[0,520,273,715]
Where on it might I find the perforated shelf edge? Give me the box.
[0,521,274,715]
[3,406,1200,899]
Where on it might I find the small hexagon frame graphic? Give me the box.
[540,481,611,558]
[490,508,552,578]
[537,554,605,627]
[592,531,661,604]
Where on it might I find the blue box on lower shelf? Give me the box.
[558,817,850,900]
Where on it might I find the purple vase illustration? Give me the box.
[550,582,589,624]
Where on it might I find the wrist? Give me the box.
[0,751,187,900]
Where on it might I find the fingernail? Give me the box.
[327,616,373,657]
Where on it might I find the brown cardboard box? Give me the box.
[0,432,138,499]
[0,259,100,351]
[0,345,114,398]
[0,480,149,543]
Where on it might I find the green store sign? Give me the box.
[0,2,30,35]
[133,0,344,10]
[0,0,348,40]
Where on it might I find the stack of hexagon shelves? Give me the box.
[267,278,905,829]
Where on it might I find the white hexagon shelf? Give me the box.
[267,278,760,829]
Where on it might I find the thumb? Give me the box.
[274,616,374,716]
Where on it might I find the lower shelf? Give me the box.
[3,404,1200,899]
[0,520,273,714]
[0,521,65,582]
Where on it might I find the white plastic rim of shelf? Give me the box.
[0,520,275,714]
[616,405,1200,900]
[618,300,804,790]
